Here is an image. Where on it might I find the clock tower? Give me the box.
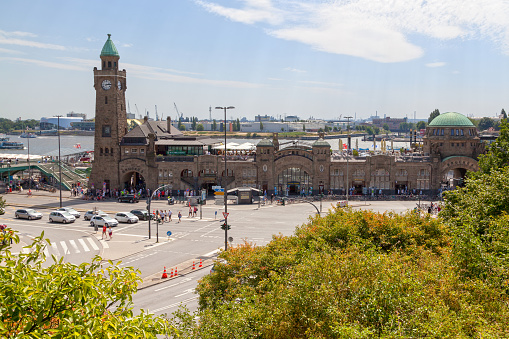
[89,34,127,191]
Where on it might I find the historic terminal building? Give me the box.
[90,35,484,196]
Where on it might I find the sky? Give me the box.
[2,0,509,121]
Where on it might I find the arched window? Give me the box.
[181,169,193,177]
[110,148,113,154]
[105,148,109,154]
[102,61,105,68]
[100,148,103,155]
[108,61,111,68]
[105,96,108,104]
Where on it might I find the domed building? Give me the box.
[423,112,484,188]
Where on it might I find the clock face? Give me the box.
[117,80,122,90]
[101,80,111,90]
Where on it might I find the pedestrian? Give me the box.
[102,224,107,239]
[193,206,198,217]
[215,210,217,219]
[178,211,182,223]
[168,209,172,222]
[189,206,192,217]
[108,226,113,239]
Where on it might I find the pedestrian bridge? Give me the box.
[0,162,87,190]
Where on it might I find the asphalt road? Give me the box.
[2,192,426,317]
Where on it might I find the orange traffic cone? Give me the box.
[170,268,174,278]
[174,267,178,276]
[162,267,168,279]
[192,261,196,270]
[199,259,203,268]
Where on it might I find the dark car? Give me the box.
[130,209,152,221]
[118,194,139,203]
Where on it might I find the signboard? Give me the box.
[167,151,186,155]
[212,185,222,191]
[166,231,172,236]
[222,212,229,219]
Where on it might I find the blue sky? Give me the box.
[2,0,509,121]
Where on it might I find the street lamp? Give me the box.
[345,116,353,203]
[215,106,234,251]
[57,115,62,208]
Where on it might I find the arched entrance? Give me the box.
[277,167,311,196]
[441,156,478,190]
[198,169,217,194]
[444,168,467,188]
[121,171,146,191]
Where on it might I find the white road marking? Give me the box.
[78,238,90,252]
[154,278,192,292]
[203,249,220,257]
[86,237,99,250]
[174,288,195,298]
[99,239,109,248]
[69,240,80,253]
[60,241,70,255]
[51,242,60,256]
[151,296,199,313]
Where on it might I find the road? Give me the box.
[2,192,425,315]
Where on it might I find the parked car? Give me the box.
[84,210,107,221]
[57,207,81,218]
[130,209,152,221]
[49,211,76,224]
[90,215,118,228]
[15,209,43,220]
[118,194,139,203]
[115,212,139,224]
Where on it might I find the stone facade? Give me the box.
[89,39,485,196]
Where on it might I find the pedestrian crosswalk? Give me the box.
[22,237,101,259]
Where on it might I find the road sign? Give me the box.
[166,231,172,237]
[222,212,229,219]
[214,188,224,192]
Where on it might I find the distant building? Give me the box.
[372,116,408,131]
[285,115,299,122]
[255,115,274,122]
[71,120,95,130]
[40,116,84,130]
[67,111,87,119]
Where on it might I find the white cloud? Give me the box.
[0,48,24,54]
[122,43,133,48]
[298,80,343,87]
[196,0,284,25]
[197,0,509,62]
[0,30,65,50]
[0,57,87,71]
[426,62,446,68]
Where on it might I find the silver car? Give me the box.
[84,210,107,221]
[57,207,81,218]
[90,215,118,228]
[15,209,43,220]
[115,212,139,224]
[49,211,76,224]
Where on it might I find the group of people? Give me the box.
[154,209,183,223]
[101,224,113,240]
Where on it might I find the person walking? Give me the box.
[188,206,192,217]
[178,211,182,223]
[108,226,113,240]
[168,209,172,222]
[102,224,107,239]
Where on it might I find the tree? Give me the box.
[212,119,217,131]
[382,123,390,132]
[416,121,426,130]
[191,117,197,131]
[236,118,241,132]
[259,121,263,131]
[428,109,440,124]
[501,108,507,119]
[0,231,173,337]
[303,124,306,132]
[373,126,380,135]
[478,117,495,131]
[475,120,509,175]
[196,124,204,131]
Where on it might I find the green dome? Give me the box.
[257,138,273,147]
[100,34,119,57]
[312,138,331,147]
[428,112,474,127]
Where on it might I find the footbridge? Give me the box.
[0,162,87,190]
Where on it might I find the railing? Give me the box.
[220,155,255,162]
[156,156,195,162]
[274,153,312,162]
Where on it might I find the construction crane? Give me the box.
[174,102,183,121]
[135,104,140,119]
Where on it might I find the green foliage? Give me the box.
[196,124,204,131]
[0,119,39,134]
[428,109,440,124]
[476,119,509,175]
[501,108,507,120]
[0,231,173,337]
[352,149,359,156]
[382,123,390,132]
[302,124,306,131]
[478,117,495,131]
[259,122,263,131]
[211,119,217,131]
[416,120,426,130]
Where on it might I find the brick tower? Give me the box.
[89,34,127,191]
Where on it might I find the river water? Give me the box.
[0,135,410,158]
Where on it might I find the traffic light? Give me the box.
[220,223,231,230]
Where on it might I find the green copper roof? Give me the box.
[257,138,273,147]
[100,34,119,57]
[312,138,331,147]
[429,112,474,127]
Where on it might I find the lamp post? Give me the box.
[57,115,62,208]
[27,128,31,193]
[215,106,235,251]
[345,116,353,203]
